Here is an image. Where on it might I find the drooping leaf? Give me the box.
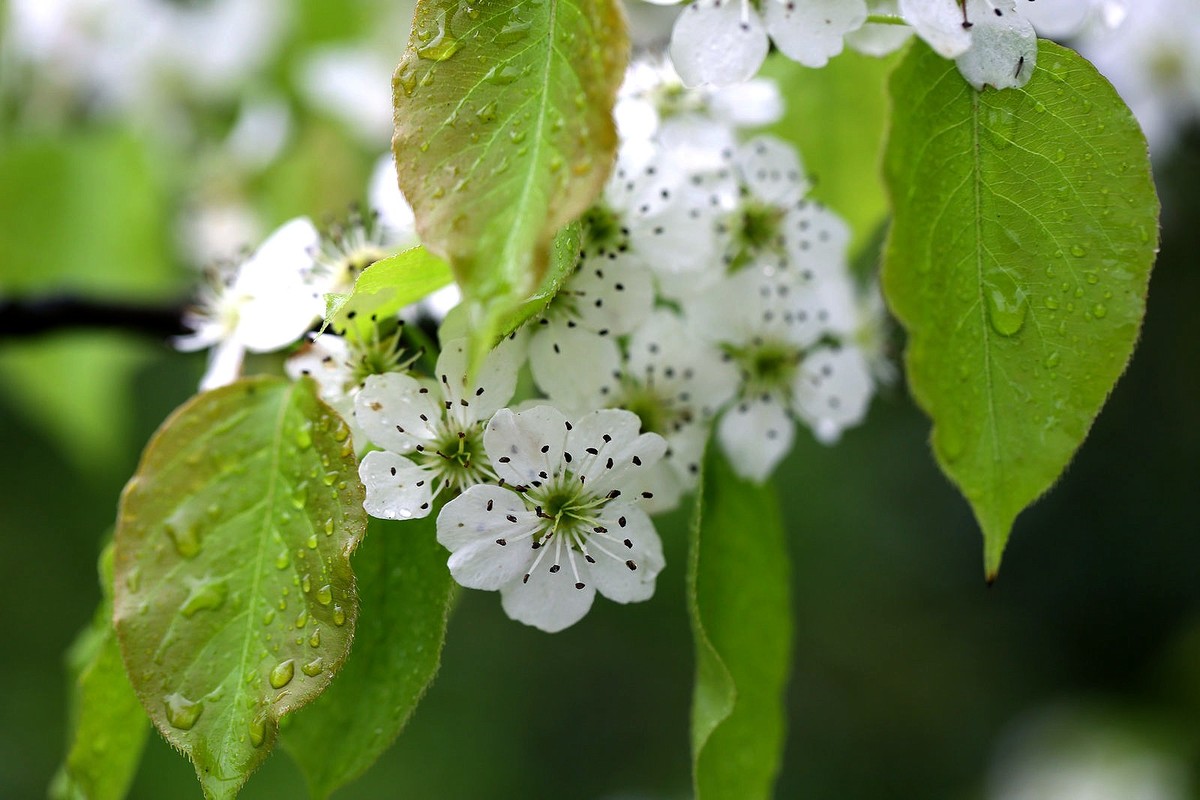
[689,447,792,800]
[112,377,367,799]
[283,514,454,800]
[50,544,149,800]
[882,40,1158,577]
[760,48,902,258]
[392,0,628,361]
[324,246,454,340]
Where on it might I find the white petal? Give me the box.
[528,324,621,412]
[359,452,435,520]
[717,395,795,482]
[567,409,667,498]
[236,282,323,352]
[632,460,687,515]
[589,504,664,603]
[627,309,739,417]
[236,216,319,291]
[792,345,874,443]
[899,0,974,57]
[368,154,417,246]
[784,200,852,285]
[354,372,441,453]
[764,0,867,68]
[955,0,1037,91]
[286,334,352,402]
[709,78,785,127]
[483,406,569,487]
[737,135,810,206]
[434,337,521,424]
[631,196,724,277]
[499,567,596,633]
[670,0,771,87]
[438,485,537,590]
[1015,0,1090,38]
[846,19,915,56]
[569,251,655,336]
[198,337,245,392]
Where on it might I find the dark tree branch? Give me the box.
[0,295,191,341]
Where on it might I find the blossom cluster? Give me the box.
[660,0,1128,92]
[173,57,886,632]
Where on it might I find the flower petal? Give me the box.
[955,0,1036,91]
[569,250,655,337]
[529,324,621,412]
[792,345,875,444]
[359,451,435,520]
[737,135,810,206]
[499,567,597,633]
[568,409,668,499]
[438,485,537,590]
[589,504,664,603]
[764,0,867,68]
[483,406,569,487]
[899,0,973,57]
[670,0,771,87]
[718,394,795,482]
[435,336,521,424]
[354,372,442,453]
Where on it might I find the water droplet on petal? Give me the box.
[985,273,1028,337]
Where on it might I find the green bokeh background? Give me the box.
[2,21,1199,799]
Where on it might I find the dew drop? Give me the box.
[935,424,965,463]
[495,10,532,44]
[291,482,308,510]
[1092,303,1108,319]
[262,610,276,625]
[163,693,203,730]
[301,573,312,594]
[416,13,460,61]
[248,714,268,748]
[180,576,227,618]
[1044,296,1060,310]
[306,534,318,550]
[985,273,1028,337]
[295,609,309,629]
[269,659,295,689]
[316,584,333,606]
[294,423,312,450]
[396,60,419,97]
[308,628,321,648]
[301,658,325,677]
[1053,149,1065,163]
[1070,244,1086,257]
[1044,351,1061,369]
[324,518,334,536]
[333,605,347,626]
[484,63,521,85]
[275,550,290,570]
[165,519,202,559]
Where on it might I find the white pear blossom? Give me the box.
[615,56,783,170]
[437,406,667,632]
[846,0,915,56]
[354,337,521,520]
[176,217,323,391]
[669,0,868,87]
[954,0,1036,91]
[1015,0,1126,40]
[286,325,425,448]
[687,259,874,480]
[1075,0,1200,154]
[898,0,1036,89]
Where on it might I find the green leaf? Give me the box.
[882,40,1158,577]
[51,544,149,800]
[112,377,367,799]
[689,447,792,800]
[324,246,455,340]
[392,0,628,361]
[283,514,454,800]
[760,48,902,258]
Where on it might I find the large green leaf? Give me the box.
[324,246,454,340]
[689,447,792,800]
[882,40,1158,577]
[51,544,149,800]
[392,0,628,361]
[112,377,367,799]
[283,514,454,799]
[760,48,902,258]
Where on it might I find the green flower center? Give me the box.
[726,338,801,396]
[727,200,785,271]
[419,424,491,494]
